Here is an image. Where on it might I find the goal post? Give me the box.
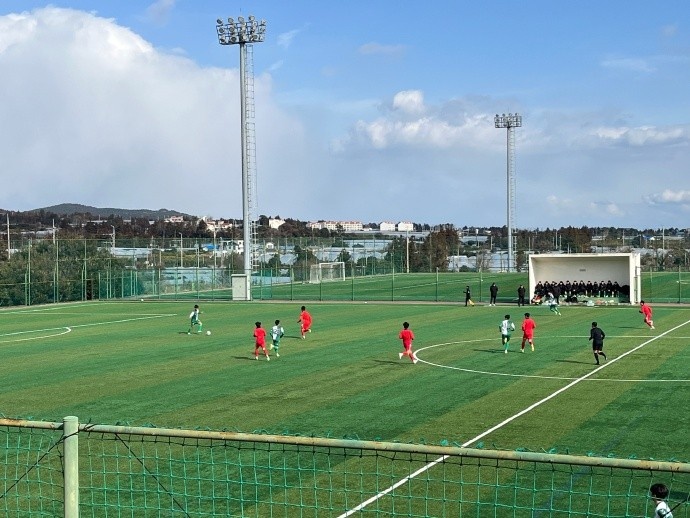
[309,262,346,284]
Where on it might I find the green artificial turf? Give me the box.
[1,299,688,462]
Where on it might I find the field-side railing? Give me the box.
[1,416,689,517]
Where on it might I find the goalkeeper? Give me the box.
[499,314,516,353]
[270,320,285,357]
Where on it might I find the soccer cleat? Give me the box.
[254,356,258,360]
[412,357,419,364]
[301,335,306,339]
[651,326,655,330]
[521,349,524,353]
[504,349,508,354]
[266,356,270,361]
[531,345,535,352]
[187,332,191,335]
[308,329,312,333]
[276,353,280,357]
[595,362,600,365]
[399,352,403,359]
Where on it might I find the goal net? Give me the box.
[309,262,346,284]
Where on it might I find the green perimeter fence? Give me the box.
[4,263,690,305]
[1,417,689,517]
[0,267,690,306]
[3,235,690,305]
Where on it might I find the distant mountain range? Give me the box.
[31,203,191,220]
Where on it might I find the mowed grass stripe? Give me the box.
[0,301,688,462]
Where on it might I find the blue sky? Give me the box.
[1,1,689,229]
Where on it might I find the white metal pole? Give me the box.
[506,127,512,272]
[239,42,251,279]
[63,416,79,518]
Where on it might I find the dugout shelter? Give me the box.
[528,252,641,304]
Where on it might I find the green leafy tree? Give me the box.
[293,244,318,281]
[0,239,129,305]
[265,253,283,271]
[515,249,527,272]
[336,249,352,265]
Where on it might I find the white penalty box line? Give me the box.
[0,314,176,343]
[337,318,690,517]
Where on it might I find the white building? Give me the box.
[308,221,363,232]
[397,221,414,232]
[204,219,234,232]
[269,218,285,229]
[379,222,396,231]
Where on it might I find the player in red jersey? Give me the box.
[298,306,312,339]
[520,312,536,352]
[253,321,269,361]
[639,300,655,330]
[398,322,418,364]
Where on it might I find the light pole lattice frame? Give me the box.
[215,16,266,291]
[494,113,522,273]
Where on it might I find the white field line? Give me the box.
[0,327,72,343]
[337,318,690,517]
[419,339,690,382]
[0,314,176,344]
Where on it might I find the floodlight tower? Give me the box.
[215,15,266,285]
[494,113,522,273]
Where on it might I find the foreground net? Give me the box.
[1,418,688,517]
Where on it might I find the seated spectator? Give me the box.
[534,281,544,297]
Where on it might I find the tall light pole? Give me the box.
[5,213,10,258]
[475,228,480,273]
[494,113,522,272]
[216,15,266,286]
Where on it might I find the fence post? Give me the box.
[63,416,79,518]
[436,267,439,302]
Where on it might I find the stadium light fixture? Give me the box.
[216,15,266,46]
[215,15,266,288]
[494,113,522,273]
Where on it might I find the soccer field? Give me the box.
[1,299,688,463]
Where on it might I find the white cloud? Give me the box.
[277,29,301,49]
[392,90,425,115]
[591,125,687,146]
[0,7,306,219]
[332,91,499,151]
[268,59,284,72]
[145,0,176,26]
[589,202,624,217]
[601,57,656,73]
[646,190,690,204]
[1,7,689,230]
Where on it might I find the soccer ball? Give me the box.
[206,330,211,336]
